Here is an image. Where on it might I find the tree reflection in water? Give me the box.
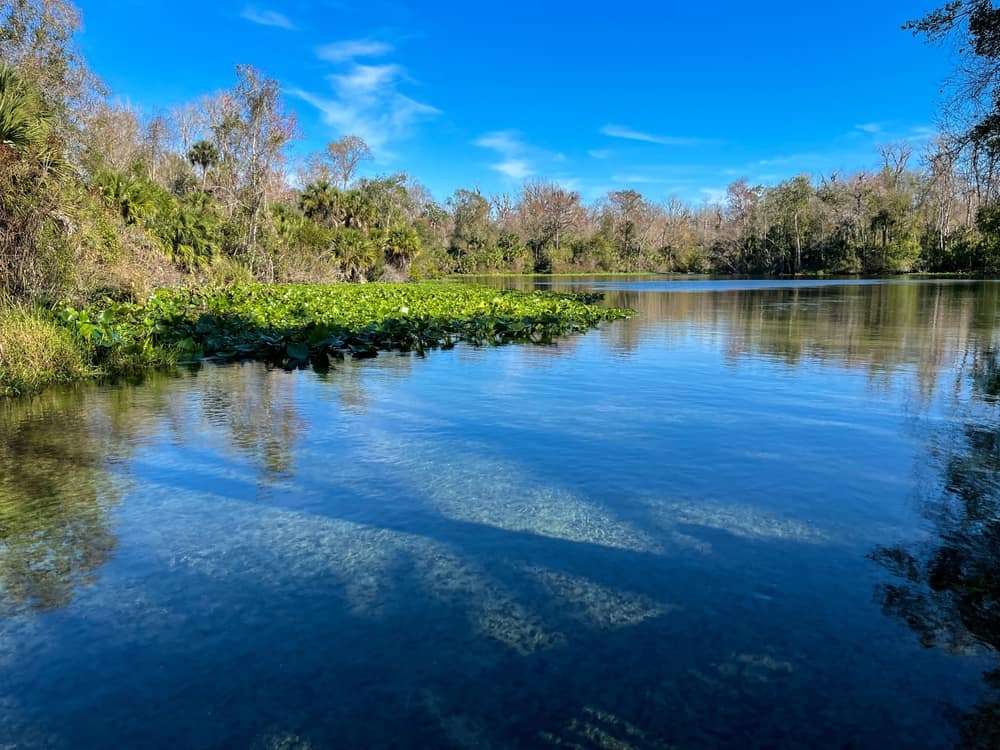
[0,372,190,614]
[871,346,1000,749]
[0,391,122,614]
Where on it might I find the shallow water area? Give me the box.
[2,277,999,748]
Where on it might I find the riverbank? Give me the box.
[0,306,93,397]
[0,283,631,399]
[452,271,995,280]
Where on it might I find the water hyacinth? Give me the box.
[61,283,633,371]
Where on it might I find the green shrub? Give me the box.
[0,306,91,397]
[0,65,76,299]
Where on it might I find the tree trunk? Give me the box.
[794,211,802,274]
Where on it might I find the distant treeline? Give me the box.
[444,153,993,276]
[4,0,1000,306]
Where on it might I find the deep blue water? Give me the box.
[2,278,1000,748]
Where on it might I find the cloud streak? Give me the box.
[475,130,537,180]
[601,124,716,147]
[291,45,438,156]
[494,160,534,180]
[611,174,687,185]
[317,39,394,63]
[852,122,938,143]
[474,130,573,182]
[240,7,296,30]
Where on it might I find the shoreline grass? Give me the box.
[1,283,632,399]
[0,306,94,398]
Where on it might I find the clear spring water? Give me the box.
[2,278,1000,749]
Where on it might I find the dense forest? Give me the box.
[4,0,1000,308]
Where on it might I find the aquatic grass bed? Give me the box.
[62,283,633,370]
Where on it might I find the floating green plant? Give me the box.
[60,283,633,372]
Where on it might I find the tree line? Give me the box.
[3,0,1000,305]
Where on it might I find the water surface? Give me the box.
[3,278,1000,748]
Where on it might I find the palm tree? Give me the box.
[0,64,55,162]
[166,202,220,270]
[270,203,305,243]
[0,65,64,298]
[379,224,421,270]
[338,190,378,231]
[94,171,157,226]
[187,140,218,189]
[299,180,340,225]
[331,227,380,281]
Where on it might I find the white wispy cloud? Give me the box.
[240,7,296,30]
[475,130,526,154]
[494,160,534,179]
[317,39,394,63]
[852,122,938,143]
[473,130,573,182]
[333,63,402,94]
[757,151,827,167]
[611,174,683,185]
[904,125,937,143]
[291,46,438,156]
[475,130,537,180]
[588,149,612,160]
[554,176,582,191]
[601,124,715,147]
[749,122,942,180]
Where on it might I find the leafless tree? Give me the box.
[879,143,913,188]
[325,135,372,189]
[169,102,206,154]
[518,181,585,253]
[208,66,296,278]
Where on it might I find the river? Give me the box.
[2,277,999,748]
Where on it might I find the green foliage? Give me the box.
[270,202,329,254]
[570,233,618,272]
[377,223,422,270]
[449,189,499,272]
[0,64,54,155]
[975,204,1000,272]
[329,227,380,281]
[497,232,531,272]
[0,305,90,397]
[294,182,426,279]
[60,283,632,373]
[299,180,340,224]
[7,0,1000,319]
[0,63,74,298]
[93,170,220,271]
[93,169,159,225]
[162,194,222,270]
[299,180,379,231]
[187,139,217,172]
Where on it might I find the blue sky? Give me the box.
[76,0,953,203]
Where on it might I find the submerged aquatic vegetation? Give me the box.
[59,282,632,373]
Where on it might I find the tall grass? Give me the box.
[0,302,91,397]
